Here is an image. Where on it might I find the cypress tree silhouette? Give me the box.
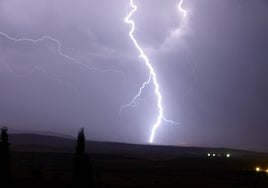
[73,128,93,187]
[0,127,11,186]
[76,128,85,155]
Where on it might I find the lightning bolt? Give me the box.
[119,74,151,112]
[0,0,187,144]
[124,0,180,144]
[157,0,188,51]
[178,0,187,18]
[0,31,125,76]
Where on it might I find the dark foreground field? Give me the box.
[5,134,268,187]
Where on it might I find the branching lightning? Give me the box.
[0,0,187,144]
[120,74,152,112]
[124,0,181,143]
[0,31,125,76]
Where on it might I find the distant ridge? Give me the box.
[9,128,75,139]
[9,133,267,161]
[10,134,75,153]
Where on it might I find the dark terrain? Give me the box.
[5,134,268,187]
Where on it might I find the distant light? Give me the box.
[256,167,260,172]
[208,153,211,157]
[218,154,221,157]
[266,169,268,173]
[226,154,231,158]
[213,154,216,157]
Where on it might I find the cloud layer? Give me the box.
[0,0,268,151]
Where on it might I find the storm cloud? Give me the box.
[0,0,268,152]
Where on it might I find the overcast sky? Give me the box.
[0,0,268,152]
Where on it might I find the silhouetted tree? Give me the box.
[73,128,93,187]
[76,128,85,155]
[0,126,11,186]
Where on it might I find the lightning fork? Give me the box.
[0,31,125,76]
[124,0,178,143]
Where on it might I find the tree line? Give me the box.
[0,127,94,187]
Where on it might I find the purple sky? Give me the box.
[0,0,268,152]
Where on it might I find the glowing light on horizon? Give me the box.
[124,0,180,143]
[254,167,268,174]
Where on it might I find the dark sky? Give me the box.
[0,0,268,152]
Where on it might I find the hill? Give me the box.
[5,133,268,187]
[9,133,267,160]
